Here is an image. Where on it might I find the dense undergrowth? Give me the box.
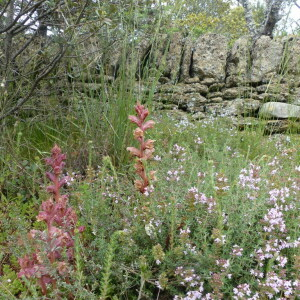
[0,103,300,299]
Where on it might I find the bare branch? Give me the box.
[237,0,258,38]
[238,0,288,39]
[0,0,11,19]
[13,6,59,35]
[0,0,46,34]
[0,0,90,122]
[260,0,285,37]
[11,32,38,62]
[0,46,67,122]
[294,0,300,9]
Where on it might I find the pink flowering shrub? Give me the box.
[18,145,84,295]
[127,102,156,193]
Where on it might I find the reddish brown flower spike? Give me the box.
[127,102,156,193]
[18,145,84,296]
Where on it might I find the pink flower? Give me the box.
[18,145,84,296]
[127,103,156,193]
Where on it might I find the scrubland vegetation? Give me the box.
[1,0,300,299]
[1,104,300,299]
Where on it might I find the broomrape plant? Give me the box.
[18,145,84,296]
[127,102,156,194]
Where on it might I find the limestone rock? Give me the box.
[201,78,217,86]
[259,102,300,119]
[185,77,200,84]
[255,93,287,102]
[283,36,300,75]
[210,97,223,103]
[164,32,184,82]
[180,37,194,82]
[224,86,254,99]
[184,94,208,113]
[292,99,300,106]
[156,83,208,95]
[256,84,289,94]
[251,36,283,83]
[192,34,228,81]
[223,88,239,99]
[226,36,251,86]
[224,99,260,116]
[154,92,207,113]
[208,92,223,99]
[209,83,225,92]
[151,34,169,72]
[192,111,206,120]
[104,75,115,83]
[182,83,208,95]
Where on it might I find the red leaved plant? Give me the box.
[18,145,84,295]
[127,103,156,193]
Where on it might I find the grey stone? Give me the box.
[224,99,261,116]
[156,83,208,95]
[208,92,223,99]
[251,36,283,83]
[201,77,217,86]
[255,93,287,102]
[192,34,228,81]
[283,36,300,75]
[164,32,184,82]
[256,84,289,94]
[210,97,223,103]
[292,99,300,106]
[259,102,300,119]
[154,92,208,111]
[192,111,206,120]
[180,37,194,82]
[182,83,209,95]
[209,83,225,92]
[184,77,200,84]
[223,88,239,99]
[226,36,251,85]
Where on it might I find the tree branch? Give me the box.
[0,0,90,123]
[237,0,258,38]
[0,0,11,19]
[294,0,300,9]
[260,0,285,37]
[0,0,47,34]
[0,46,67,122]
